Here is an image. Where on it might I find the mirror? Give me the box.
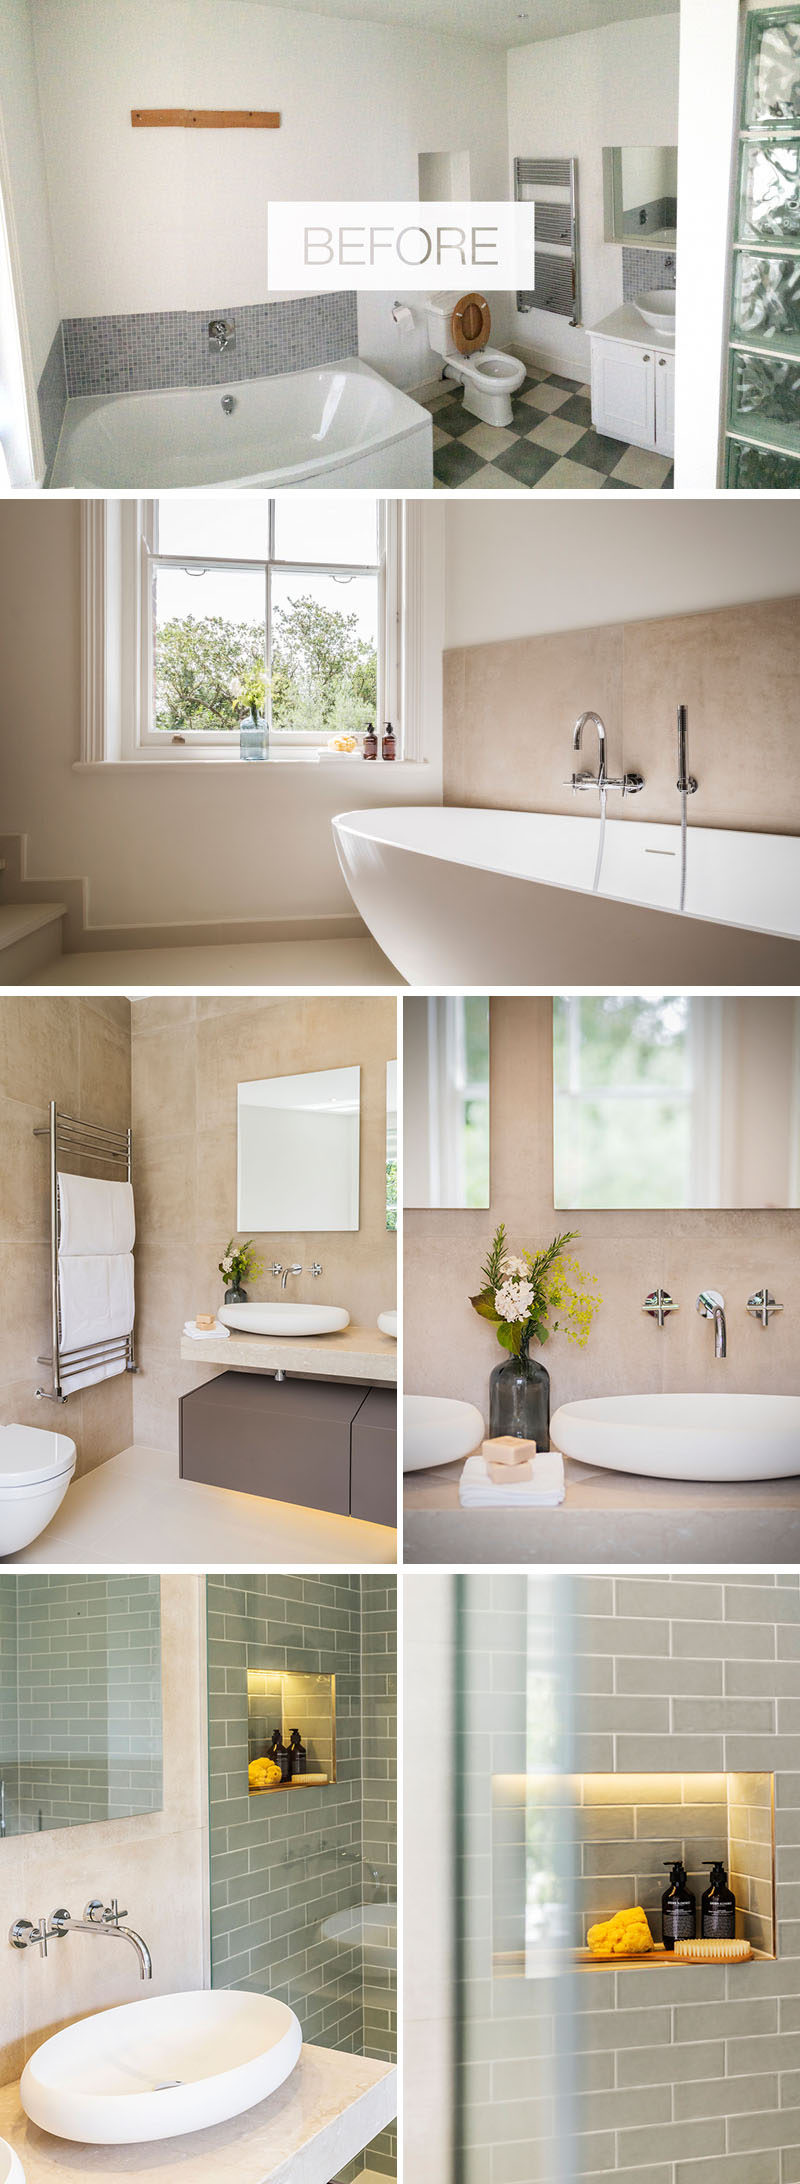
[553,995,800,1210]
[247,1667,336,1791]
[603,145,678,246]
[404,997,490,1209]
[0,1575,162,1837]
[237,1066,360,1231]
[386,1060,398,1232]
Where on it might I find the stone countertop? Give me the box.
[589,302,675,351]
[180,1324,397,1386]
[0,2046,396,2184]
[404,1456,800,1566]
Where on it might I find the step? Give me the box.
[0,901,66,982]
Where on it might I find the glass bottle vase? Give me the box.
[489,1346,550,1449]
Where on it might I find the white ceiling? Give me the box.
[246,0,677,50]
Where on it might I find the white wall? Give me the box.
[30,0,509,390]
[443,498,800,647]
[0,0,59,379]
[674,0,742,492]
[506,12,679,378]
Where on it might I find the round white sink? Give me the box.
[378,1310,397,1338]
[633,287,676,332]
[218,1302,350,1337]
[19,1989,302,2145]
[550,1393,800,1483]
[404,1393,484,1473]
[0,2141,25,2184]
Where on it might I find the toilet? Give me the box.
[426,291,526,427]
[0,1424,77,1557]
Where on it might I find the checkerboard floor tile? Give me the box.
[424,370,673,492]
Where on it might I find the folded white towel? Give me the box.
[59,1355,129,1394]
[59,1253,135,1356]
[183,1319,230,1340]
[458,1450,565,1509]
[58,1173,135,1257]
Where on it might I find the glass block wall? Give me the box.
[725,6,800,485]
[207,1574,397,2177]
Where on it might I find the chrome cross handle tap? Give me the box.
[642,1287,678,1328]
[747,1286,784,1328]
[697,1289,727,1358]
[272,1262,303,1289]
[10,1900,151,1977]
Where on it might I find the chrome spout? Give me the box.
[696,1289,726,1359]
[50,1901,153,1980]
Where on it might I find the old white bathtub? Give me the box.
[332,805,800,983]
[49,358,433,488]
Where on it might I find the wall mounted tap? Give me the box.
[272,1262,303,1290]
[642,1287,678,1328]
[311,1262,323,1278]
[696,1289,726,1358]
[747,1286,784,1329]
[567,711,644,799]
[10,1899,152,1979]
[676,703,698,796]
[208,318,235,352]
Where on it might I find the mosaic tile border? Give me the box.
[622,245,677,301]
[58,294,358,399]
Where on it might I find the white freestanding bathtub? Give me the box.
[332,806,800,983]
[50,358,433,488]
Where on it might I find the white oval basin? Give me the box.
[550,1393,800,1483]
[378,1310,397,1338]
[219,1302,350,1337]
[404,1393,484,1473]
[19,1989,302,2145]
[634,287,676,331]
[0,2141,25,2184]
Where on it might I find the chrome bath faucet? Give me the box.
[567,711,644,799]
[10,1898,152,1979]
[696,1289,727,1358]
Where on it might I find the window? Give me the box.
[553,994,715,1208]
[139,495,390,752]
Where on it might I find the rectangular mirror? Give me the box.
[386,1059,398,1232]
[404,996,490,1209]
[603,145,678,246]
[247,1667,336,1791]
[554,995,800,1210]
[237,1066,360,1231]
[0,1575,162,1837]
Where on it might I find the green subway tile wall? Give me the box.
[207,1574,396,2178]
[0,1574,162,1836]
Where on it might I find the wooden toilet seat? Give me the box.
[450,293,492,356]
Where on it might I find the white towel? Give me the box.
[458,1449,565,1509]
[182,1319,230,1340]
[58,1173,135,1257]
[59,1253,135,1356]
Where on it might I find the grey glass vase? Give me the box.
[489,1345,550,1449]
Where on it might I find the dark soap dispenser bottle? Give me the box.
[702,1860,736,1939]
[662,1860,696,1951]
[269,1728,291,1782]
[288,1728,307,1778]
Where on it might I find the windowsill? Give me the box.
[73,755,430,772]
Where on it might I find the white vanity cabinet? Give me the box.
[589,306,675,458]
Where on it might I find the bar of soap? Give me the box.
[195,1313,216,1330]
[483,1434,537,1466]
[489,1459,533,1486]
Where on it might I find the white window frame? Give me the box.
[81,496,426,765]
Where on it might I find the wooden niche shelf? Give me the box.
[131,109,281,129]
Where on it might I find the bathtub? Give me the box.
[49,358,433,489]
[332,805,800,983]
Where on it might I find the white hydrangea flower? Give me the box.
[500,1253,529,1278]
[494,1278,534,1323]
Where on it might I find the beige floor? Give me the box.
[9,1445,397,1565]
[33,936,400,987]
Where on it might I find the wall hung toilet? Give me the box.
[0,1424,76,1556]
[426,291,526,427]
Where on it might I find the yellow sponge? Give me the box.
[587,1907,654,1957]
[248,1756,282,1790]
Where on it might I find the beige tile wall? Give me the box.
[443,594,800,835]
[404,997,800,1420]
[130,997,397,1453]
[0,1576,208,2088]
[0,996,133,1475]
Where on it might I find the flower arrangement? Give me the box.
[229,668,268,726]
[218,1237,264,1299]
[470,1222,601,1360]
